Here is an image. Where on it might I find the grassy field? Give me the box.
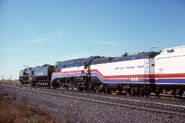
[0,92,55,123]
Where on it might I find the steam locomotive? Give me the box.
[19,45,185,96]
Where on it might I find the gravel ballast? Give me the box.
[0,86,184,123]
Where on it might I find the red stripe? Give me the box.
[53,69,185,79]
[155,73,185,78]
[91,69,150,78]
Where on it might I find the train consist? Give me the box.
[19,45,185,96]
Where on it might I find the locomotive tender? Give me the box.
[32,64,55,86]
[19,45,185,96]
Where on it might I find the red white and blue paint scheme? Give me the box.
[51,54,155,86]
[89,57,156,88]
[19,45,185,96]
[51,46,185,89]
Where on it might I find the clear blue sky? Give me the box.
[0,0,185,79]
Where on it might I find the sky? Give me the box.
[0,0,185,79]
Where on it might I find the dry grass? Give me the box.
[0,80,20,84]
[0,93,55,123]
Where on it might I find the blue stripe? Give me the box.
[91,72,146,83]
[155,79,185,84]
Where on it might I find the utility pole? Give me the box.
[10,74,12,82]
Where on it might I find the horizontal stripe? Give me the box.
[51,69,185,85]
[155,79,185,84]
[51,72,185,84]
[52,69,185,79]
[52,70,87,74]
[155,73,185,78]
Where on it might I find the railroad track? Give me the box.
[0,82,185,116]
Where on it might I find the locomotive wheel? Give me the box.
[154,86,162,97]
[103,86,109,94]
[85,83,92,92]
[107,88,112,94]
[144,89,150,97]
[140,88,144,96]
[101,85,108,94]
[117,89,122,95]
[127,87,132,96]
[178,89,184,97]
[173,89,184,97]
[155,90,161,97]
[53,83,56,89]
[117,86,123,95]
[95,87,100,93]
[52,81,58,89]
[47,82,51,87]
[78,87,84,91]
[132,88,136,96]
[172,89,176,97]
[32,81,36,87]
[136,87,141,97]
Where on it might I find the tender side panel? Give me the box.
[90,58,153,84]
